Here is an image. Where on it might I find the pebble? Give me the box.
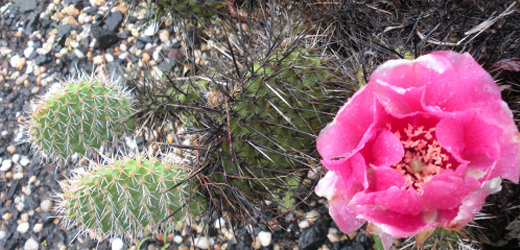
[12,154,20,163]
[298,220,310,229]
[0,231,5,240]
[17,222,30,233]
[142,52,150,62]
[193,237,210,249]
[1,159,12,171]
[33,223,43,233]
[258,231,272,247]
[20,157,30,167]
[7,145,16,154]
[40,199,53,212]
[305,210,320,223]
[159,30,169,43]
[173,235,183,244]
[24,238,39,250]
[21,213,29,222]
[93,55,103,64]
[120,43,127,51]
[10,55,22,68]
[327,233,340,243]
[144,22,159,36]
[74,49,85,59]
[111,238,124,250]
[2,213,12,220]
[32,86,41,94]
[105,53,114,62]
[24,47,34,58]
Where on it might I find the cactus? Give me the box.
[26,76,136,161]
[57,153,206,239]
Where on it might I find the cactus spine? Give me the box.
[26,76,136,161]
[57,153,205,239]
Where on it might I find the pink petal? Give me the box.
[372,82,425,116]
[421,171,480,211]
[357,204,429,238]
[317,84,381,160]
[448,189,488,229]
[315,171,367,234]
[371,130,405,167]
[488,142,520,183]
[351,185,423,215]
[372,166,406,191]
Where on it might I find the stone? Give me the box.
[1,159,12,171]
[74,49,85,59]
[173,235,183,244]
[40,199,53,212]
[33,223,43,233]
[142,52,150,62]
[14,0,37,12]
[92,26,118,50]
[144,22,159,36]
[111,237,124,250]
[258,231,272,247]
[17,222,30,233]
[10,55,22,68]
[93,55,103,65]
[298,218,329,250]
[305,210,320,223]
[24,238,39,250]
[7,145,16,154]
[105,11,123,32]
[159,30,169,43]
[2,213,12,220]
[193,237,209,249]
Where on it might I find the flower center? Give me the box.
[389,124,452,193]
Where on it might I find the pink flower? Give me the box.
[315,51,520,249]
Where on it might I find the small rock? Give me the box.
[12,154,20,163]
[32,86,40,94]
[93,55,103,65]
[2,213,12,220]
[1,159,12,171]
[111,237,124,250]
[105,53,114,62]
[24,47,34,58]
[173,235,183,244]
[119,43,127,51]
[327,233,340,243]
[21,213,29,222]
[17,222,30,233]
[298,220,310,229]
[193,237,210,249]
[24,238,39,250]
[305,210,320,223]
[10,55,21,68]
[33,223,43,233]
[144,22,159,36]
[159,30,169,43]
[17,57,26,71]
[74,49,85,59]
[78,13,88,24]
[142,53,150,62]
[40,199,53,212]
[20,157,30,166]
[258,231,272,247]
[0,231,5,240]
[96,0,104,6]
[7,145,16,154]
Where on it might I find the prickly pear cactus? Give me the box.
[198,49,332,169]
[57,154,206,238]
[26,76,136,161]
[155,0,222,19]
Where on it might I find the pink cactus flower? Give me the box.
[315,51,520,249]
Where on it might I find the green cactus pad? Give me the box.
[27,77,136,161]
[57,154,206,238]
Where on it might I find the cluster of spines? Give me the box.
[26,76,136,161]
[57,154,205,239]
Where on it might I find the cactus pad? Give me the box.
[57,154,205,238]
[26,76,136,161]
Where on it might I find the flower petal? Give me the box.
[351,185,423,215]
[421,171,480,211]
[357,204,430,238]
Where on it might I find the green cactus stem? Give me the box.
[57,153,206,239]
[26,76,136,161]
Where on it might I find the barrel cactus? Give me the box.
[26,76,136,161]
[56,153,206,239]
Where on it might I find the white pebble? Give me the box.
[21,213,29,222]
[298,220,310,229]
[152,50,160,61]
[258,231,272,247]
[17,222,30,233]
[0,47,12,56]
[78,13,88,24]
[10,55,21,68]
[144,22,159,36]
[193,237,210,249]
[111,237,124,250]
[40,199,53,212]
[12,154,20,163]
[105,53,114,62]
[159,30,169,43]
[214,217,225,229]
[1,159,12,171]
[24,238,39,250]
[20,157,30,167]
[24,47,34,58]
[305,210,320,223]
[74,49,85,59]
[118,52,128,60]
[93,55,103,65]
[33,223,43,233]
[173,235,183,244]
[119,43,127,51]
[0,231,5,240]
